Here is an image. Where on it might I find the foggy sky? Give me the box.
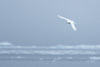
[0,0,100,46]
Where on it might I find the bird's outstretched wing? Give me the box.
[70,22,77,31]
[57,15,69,21]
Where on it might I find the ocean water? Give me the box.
[0,61,100,67]
[0,42,100,67]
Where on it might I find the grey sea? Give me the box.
[0,43,100,67]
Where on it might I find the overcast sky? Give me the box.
[0,0,100,46]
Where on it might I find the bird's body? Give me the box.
[57,15,77,31]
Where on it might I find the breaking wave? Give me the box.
[0,42,100,62]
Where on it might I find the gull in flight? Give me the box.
[57,15,77,31]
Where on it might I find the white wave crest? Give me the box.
[0,42,13,46]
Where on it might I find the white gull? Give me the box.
[58,15,77,31]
